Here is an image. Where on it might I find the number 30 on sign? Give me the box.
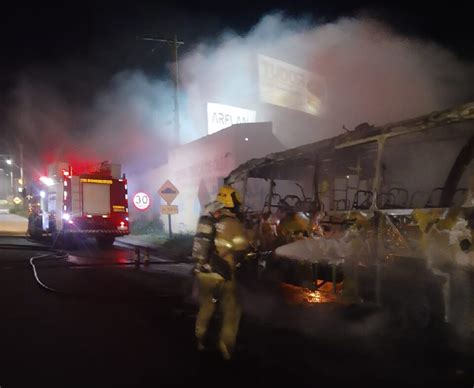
[133,192,151,211]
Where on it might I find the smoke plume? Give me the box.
[5,13,473,181]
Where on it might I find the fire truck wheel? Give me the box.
[96,236,115,247]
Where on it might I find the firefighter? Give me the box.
[27,201,42,239]
[192,185,250,360]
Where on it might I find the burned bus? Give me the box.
[225,101,474,333]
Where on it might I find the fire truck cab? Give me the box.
[29,161,130,246]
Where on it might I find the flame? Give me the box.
[304,289,322,303]
[280,282,342,304]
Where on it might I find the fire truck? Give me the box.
[28,161,129,246]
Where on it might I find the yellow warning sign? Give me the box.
[158,180,179,205]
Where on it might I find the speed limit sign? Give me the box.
[133,192,151,211]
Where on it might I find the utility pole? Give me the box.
[140,35,184,147]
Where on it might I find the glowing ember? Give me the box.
[304,290,322,303]
[280,283,342,304]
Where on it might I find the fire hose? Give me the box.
[0,242,193,299]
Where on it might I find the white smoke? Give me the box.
[180,14,473,146]
[6,13,473,181]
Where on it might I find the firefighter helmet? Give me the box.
[216,185,242,209]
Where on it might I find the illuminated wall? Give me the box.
[130,122,285,233]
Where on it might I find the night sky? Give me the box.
[1,1,472,94]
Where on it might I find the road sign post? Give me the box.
[158,180,179,239]
[160,204,178,238]
[168,214,172,239]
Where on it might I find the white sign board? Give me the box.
[133,192,151,211]
[207,102,257,135]
[161,205,178,215]
[258,54,324,116]
[158,180,179,205]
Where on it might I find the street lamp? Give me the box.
[1,155,23,195]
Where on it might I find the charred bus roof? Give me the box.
[225,101,474,184]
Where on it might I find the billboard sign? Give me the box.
[258,54,324,116]
[207,102,257,135]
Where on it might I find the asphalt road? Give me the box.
[0,236,472,387]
